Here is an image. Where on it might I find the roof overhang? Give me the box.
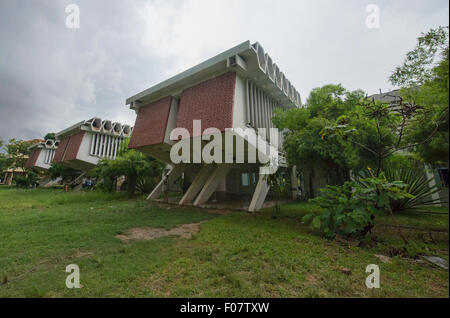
[55,118,133,139]
[126,41,302,110]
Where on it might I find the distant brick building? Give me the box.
[25,139,59,170]
[53,118,132,172]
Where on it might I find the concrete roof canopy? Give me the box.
[126,41,302,111]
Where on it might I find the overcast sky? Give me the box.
[0,0,448,142]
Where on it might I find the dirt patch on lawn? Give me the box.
[115,222,206,241]
[74,250,93,258]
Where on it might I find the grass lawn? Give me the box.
[0,187,448,297]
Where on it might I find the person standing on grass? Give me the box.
[87,176,92,190]
[82,177,87,189]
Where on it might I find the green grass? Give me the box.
[0,188,448,297]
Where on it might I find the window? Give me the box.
[438,168,449,187]
[241,172,249,187]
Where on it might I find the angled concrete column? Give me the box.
[194,165,232,206]
[179,165,216,205]
[147,165,185,200]
[248,174,270,212]
[425,165,442,207]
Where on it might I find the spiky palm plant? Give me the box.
[383,168,442,213]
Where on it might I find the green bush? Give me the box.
[94,138,165,196]
[303,172,413,239]
[14,170,39,188]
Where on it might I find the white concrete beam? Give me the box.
[147,165,185,200]
[248,174,270,212]
[193,165,232,206]
[425,165,442,207]
[179,165,216,205]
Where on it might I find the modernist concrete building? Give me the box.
[25,139,59,170]
[53,118,132,172]
[126,41,302,211]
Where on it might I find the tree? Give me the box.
[272,84,374,196]
[94,138,165,197]
[390,26,449,87]
[44,133,56,141]
[0,138,6,178]
[0,154,7,179]
[323,95,424,177]
[4,139,34,172]
[390,26,449,166]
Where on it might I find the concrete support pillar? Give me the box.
[147,165,185,200]
[193,165,232,206]
[248,173,270,212]
[425,165,442,207]
[179,165,215,205]
[291,165,299,200]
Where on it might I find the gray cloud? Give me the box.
[0,0,448,142]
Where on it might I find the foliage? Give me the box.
[44,133,56,141]
[94,138,165,196]
[390,26,449,165]
[382,168,442,213]
[302,172,413,239]
[3,138,35,172]
[48,163,81,183]
[0,154,8,175]
[322,95,430,176]
[274,26,449,196]
[13,169,39,188]
[265,169,287,217]
[390,26,449,87]
[272,85,370,191]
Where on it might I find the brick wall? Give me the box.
[25,148,41,168]
[53,137,69,163]
[64,131,85,161]
[129,96,172,148]
[175,72,236,137]
[52,131,85,163]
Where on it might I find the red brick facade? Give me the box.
[176,72,236,137]
[52,131,85,163]
[129,96,173,148]
[52,137,69,163]
[25,148,41,168]
[64,131,85,161]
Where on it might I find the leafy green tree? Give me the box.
[0,137,7,177]
[0,153,8,179]
[323,96,419,177]
[272,84,374,194]
[44,133,56,141]
[4,139,34,172]
[390,26,449,165]
[94,138,165,197]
